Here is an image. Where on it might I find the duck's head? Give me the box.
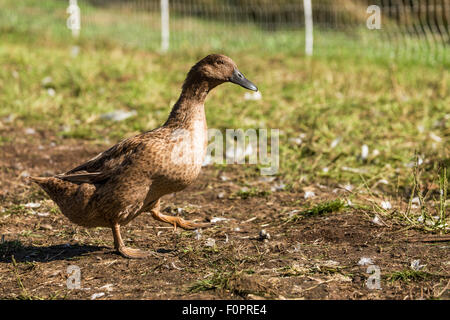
[185,54,258,92]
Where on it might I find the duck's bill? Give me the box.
[229,69,258,91]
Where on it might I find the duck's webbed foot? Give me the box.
[150,200,210,231]
[112,223,149,259]
[117,246,149,259]
[153,211,211,231]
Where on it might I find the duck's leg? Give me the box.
[111,223,149,259]
[149,199,210,231]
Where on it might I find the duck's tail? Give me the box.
[28,176,58,193]
[28,176,49,184]
[28,176,66,199]
[28,175,97,226]
[28,176,77,198]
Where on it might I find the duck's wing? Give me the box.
[54,171,105,184]
[57,135,148,184]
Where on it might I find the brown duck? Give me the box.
[30,54,258,259]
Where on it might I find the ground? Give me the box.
[0,132,449,300]
[0,0,449,300]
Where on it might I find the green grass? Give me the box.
[1,0,448,63]
[386,269,436,283]
[0,1,448,232]
[288,199,346,222]
[1,205,31,217]
[234,188,271,199]
[188,272,231,293]
[188,270,268,297]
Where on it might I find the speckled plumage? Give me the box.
[30,54,257,258]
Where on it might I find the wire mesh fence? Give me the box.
[1,0,449,63]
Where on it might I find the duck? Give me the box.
[30,54,258,259]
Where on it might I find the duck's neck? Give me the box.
[164,78,217,128]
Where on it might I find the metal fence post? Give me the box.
[303,0,313,56]
[161,0,169,52]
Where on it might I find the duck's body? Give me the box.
[32,125,205,228]
[31,54,257,258]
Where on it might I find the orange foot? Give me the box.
[112,223,149,259]
[151,211,210,231]
[117,246,149,259]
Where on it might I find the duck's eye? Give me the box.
[216,60,224,65]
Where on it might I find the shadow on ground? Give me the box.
[0,241,106,263]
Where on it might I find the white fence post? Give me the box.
[303,0,313,56]
[67,0,81,38]
[161,0,169,52]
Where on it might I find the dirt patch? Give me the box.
[0,132,449,300]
